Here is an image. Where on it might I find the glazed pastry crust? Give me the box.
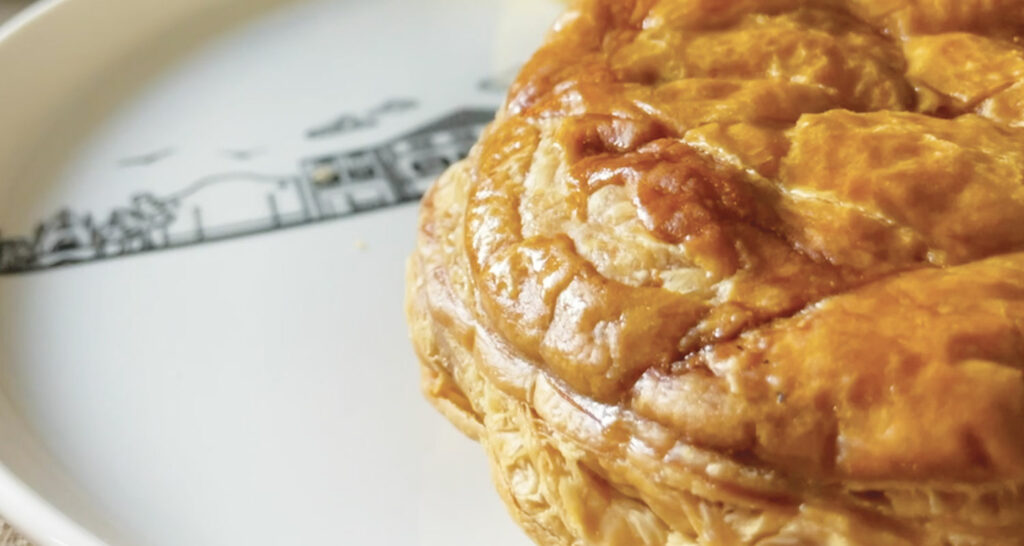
[406,1,1024,544]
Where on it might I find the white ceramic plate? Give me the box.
[0,0,562,544]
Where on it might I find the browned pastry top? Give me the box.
[461,0,1024,484]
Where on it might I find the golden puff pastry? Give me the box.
[406,0,1024,544]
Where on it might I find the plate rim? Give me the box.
[0,1,118,544]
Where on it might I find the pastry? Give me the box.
[406,0,1024,544]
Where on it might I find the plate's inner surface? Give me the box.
[0,0,561,543]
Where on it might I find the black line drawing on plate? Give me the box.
[222,148,266,161]
[306,97,419,139]
[0,107,495,275]
[118,147,176,167]
[372,98,417,114]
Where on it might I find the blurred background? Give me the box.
[0,0,30,525]
[0,4,32,542]
[0,1,25,22]
[0,7,32,546]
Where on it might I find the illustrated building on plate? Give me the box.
[0,108,494,275]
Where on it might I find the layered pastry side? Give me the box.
[406,1,1024,544]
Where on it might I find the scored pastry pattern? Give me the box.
[407,1,1024,544]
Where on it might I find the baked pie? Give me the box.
[406,0,1024,543]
